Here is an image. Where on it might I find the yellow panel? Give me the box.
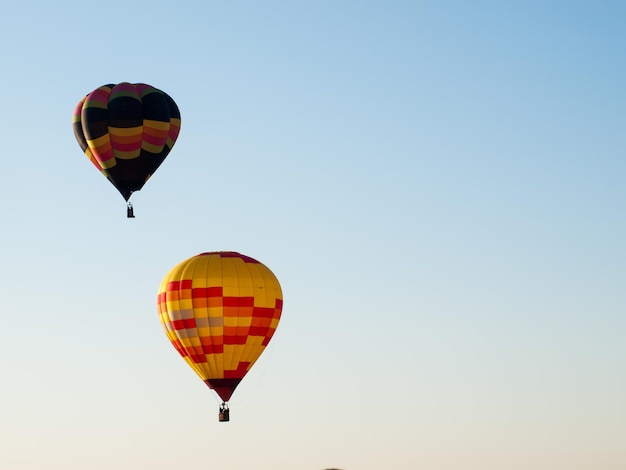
[84,100,108,110]
[230,345,247,369]
[199,256,213,284]
[236,276,254,288]
[213,354,224,377]
[221,261,239,289]
[181,256,203,285]
[114,149,141,160]
[237,286,255,297]
[207,277,223,287]
[246,263,261,277]
[241,343,265,365]
[143,119,170,130]
[142,142,165,153]
[192,307,209,318]
[246,336,264,346]
[222,258,237,275]
[238,317,252,327]
[196,327,210,337]
[206,254,223,280]
[224,317,239,327]
[198,364,214,379]
[254,293,268,308]
[178,299,193,310]
[86,134,110,148]
[222,286,240,297]
[208,307,224,317]
[224,343,237,374]
[178,337,194,349]
[108,125,142,136]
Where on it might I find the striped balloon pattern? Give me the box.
[157,252,283,403]
[73,82,181,201]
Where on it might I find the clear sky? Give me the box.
[0,1,624,469]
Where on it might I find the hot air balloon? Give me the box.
[73,82,181,217]
[157,252,283,421]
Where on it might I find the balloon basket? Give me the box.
[219,403,230,422]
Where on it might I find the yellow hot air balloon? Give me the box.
[157,251,283,421]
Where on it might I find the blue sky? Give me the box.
[1,1,624,469]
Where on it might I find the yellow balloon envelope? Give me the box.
[157,251,283,420]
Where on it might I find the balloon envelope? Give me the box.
[157,252,283,402]
[73,82,181,201]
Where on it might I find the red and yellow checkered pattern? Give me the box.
[157,252,283,402]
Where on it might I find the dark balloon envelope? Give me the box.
[73,82,181,205]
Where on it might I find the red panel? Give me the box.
[171,318,197,330]
[168,279,191,291]
[192,286,223,298]
[202,343,223,354]
[142,132,167,145]
[223,334,247,345]
[190,353,208,364]
[249,326,270,336]
[192,287,208,297]
[208,286,223,297]
[252,306,276,318]
[223,297,239,307]
[224,361,250,378]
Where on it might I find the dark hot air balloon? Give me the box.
[73,82,181,217]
